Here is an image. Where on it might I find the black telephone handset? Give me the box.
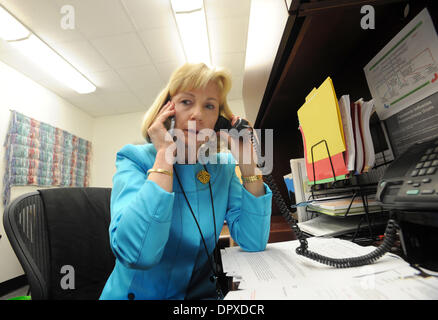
[214,115,251,132]
[214,116,232,132]
[164,116,175,133]
[163,97,175,133]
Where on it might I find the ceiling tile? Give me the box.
[121,0,174,31]
[155,61,184,84]
[139,27,185,64]
[86,69,130,92]
[208,16,249,55]
[116,64,164,91]
[132,87,161,107]
[90,33,152,69]
[65,93,106,117]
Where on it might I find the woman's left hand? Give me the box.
[217,119,265,197]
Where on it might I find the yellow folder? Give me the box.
[297,77,345,163]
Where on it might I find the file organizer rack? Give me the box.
[310,139,337,188]
[305,139,391,243]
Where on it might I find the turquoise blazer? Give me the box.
[99,143,272,300]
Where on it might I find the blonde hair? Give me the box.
[141,63,233,142]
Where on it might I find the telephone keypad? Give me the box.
[379,138,438,209]
[411,149,438,177]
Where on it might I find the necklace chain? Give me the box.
[173,164,223,299]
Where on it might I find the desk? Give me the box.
[219,215,295,248]
[220,237,438,299]
[267,216,295,243]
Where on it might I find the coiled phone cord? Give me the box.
[244,124,398,268]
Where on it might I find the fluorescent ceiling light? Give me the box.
[0,5,96,94]
[10,35,96,94]
[0,6,30,40]
[171,0,211,66]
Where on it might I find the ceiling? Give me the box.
[0,0,251,117]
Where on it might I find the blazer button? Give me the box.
[128,293,135,300]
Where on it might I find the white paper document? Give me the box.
[223,238,438,300]
[297,214,366,237]
[338,95,355,171]
[364,8,438,120]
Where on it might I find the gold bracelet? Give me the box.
[241,175,262,183]
[147,168,173,177]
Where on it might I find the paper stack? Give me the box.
[306,196,382,216]
[222,238,438,300]
[297,214,368,237]
[351,98,376,174]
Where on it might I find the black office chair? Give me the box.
[3,187,115,300]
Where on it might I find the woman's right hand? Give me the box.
[147,101,176,153]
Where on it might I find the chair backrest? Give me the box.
[3,192,51,299]
[3,187,115,300]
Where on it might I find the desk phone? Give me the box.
[376,138,438,210]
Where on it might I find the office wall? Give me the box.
[0,60,94,283]
[90,111,145,187]
[90,98,247,187]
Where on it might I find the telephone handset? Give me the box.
[164,116,175,134]
[214,115,251,132]
[162,97,175,135]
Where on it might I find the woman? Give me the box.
[100,63,272,300]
